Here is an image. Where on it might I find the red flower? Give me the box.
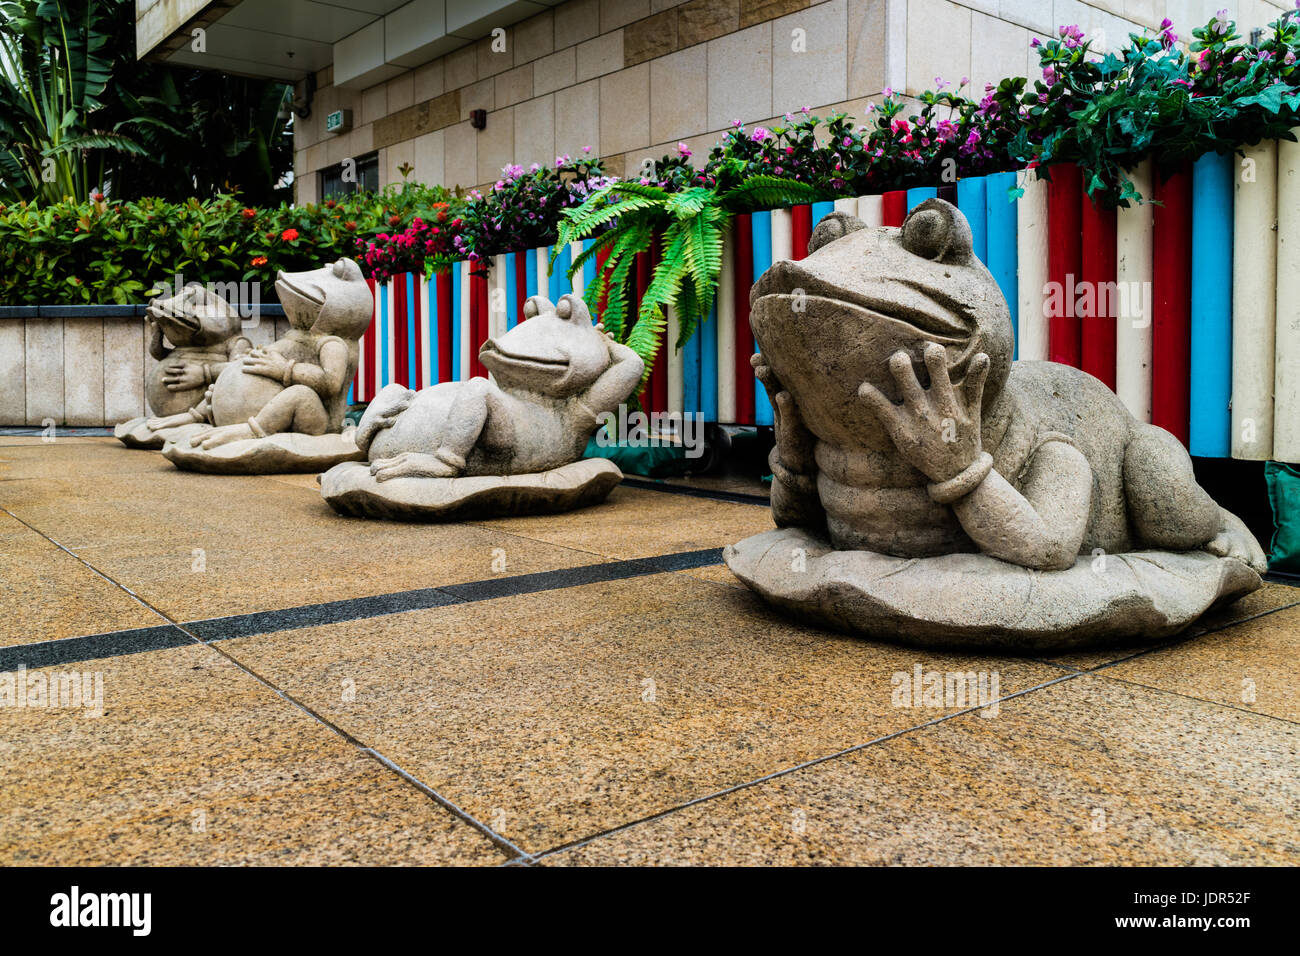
[241,208,256,219]
[280,228,299,241]
[343,220,357,230]
[251,255,268,266]
[388,215,401,227]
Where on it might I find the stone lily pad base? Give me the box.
[724,527,1263,652]
[161,424,365,474]
[114,416,198,450]
[319,457,624,521]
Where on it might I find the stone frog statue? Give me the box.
[144,283,251,415]
[319,293,643,520]
[725,198,1266,650]
[153,258,371,448]
[156,258,373,474]
[113,284,251,448]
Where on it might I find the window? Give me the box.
[319,152,379,198]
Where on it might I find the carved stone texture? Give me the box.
[114,284,251,449]
[727,199,1266,649]
[159,258,373,473]
[320,293,644,520]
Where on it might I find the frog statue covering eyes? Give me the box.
[725,199,1267,650]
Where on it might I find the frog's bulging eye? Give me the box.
[900,199,973,262]
[902,208,949,259]
[556,297,572,320]
[332,260,346,278]
[808,212,864,254]
[523,296,542,319]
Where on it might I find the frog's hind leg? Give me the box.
[199,384,329,449]
[356,383,414,455]
[1122,423,1241,554]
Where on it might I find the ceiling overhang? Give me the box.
[137,0,563,87]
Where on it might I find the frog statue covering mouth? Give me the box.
[724,198,1267,651]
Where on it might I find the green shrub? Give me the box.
[0,182,459,304]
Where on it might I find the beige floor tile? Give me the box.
[470,484,775,560]
[1099,602,1300,723]
[547,674,1300,865]
[1,471,607,622]
[0,512,158,647]
[0,441,167,481]
[219,572,1061,853]
[0,643,508,865]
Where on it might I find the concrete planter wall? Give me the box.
[0,304,288,427]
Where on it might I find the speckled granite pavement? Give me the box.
[1,436,1297,865]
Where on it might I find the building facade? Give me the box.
[136,0,1296,203]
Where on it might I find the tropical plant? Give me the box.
[1011,11,1300,205]
[107,71,295,204]
[0,0,152,203]
[0,181,456,304]
[429,152,614,270]
[551,176,821,380]
[0,0,295,204]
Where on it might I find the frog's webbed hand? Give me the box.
[860,343,1089,571]
[753,352,824,530]
[146,316,169,361]
[858,342,986,483]
[161,361,206,391]
[583,326,645,416]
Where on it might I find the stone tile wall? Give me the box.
[293,0,1296,201]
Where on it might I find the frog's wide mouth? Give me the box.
[148,303,203,333]
[752,259,974,341]
[754,291,969,344]
[276,272,326,308]
[480,340,570,374]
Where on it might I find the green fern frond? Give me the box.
[597,249,638,340]
[625,302,667,382]
[552,194,661,258]
[566,223,625,277]
[666,187,712,219]
[604,181,672,201]
[720,174,823,211]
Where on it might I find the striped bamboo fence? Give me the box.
[354,152,1300,463]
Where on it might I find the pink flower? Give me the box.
[751,126,770,141]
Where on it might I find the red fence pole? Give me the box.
[1152,163,1193,445]
[1080,191,1118,390]
[1047,162,1083,367]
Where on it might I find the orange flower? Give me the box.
[251,255,268,266]
[280,228,299,241]
[241,208,256,219]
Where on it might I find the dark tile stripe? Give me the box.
[618,476,769,506]
[0,548,725,673]
[0,624,193,672]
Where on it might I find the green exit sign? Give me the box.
[325,109,352,134]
